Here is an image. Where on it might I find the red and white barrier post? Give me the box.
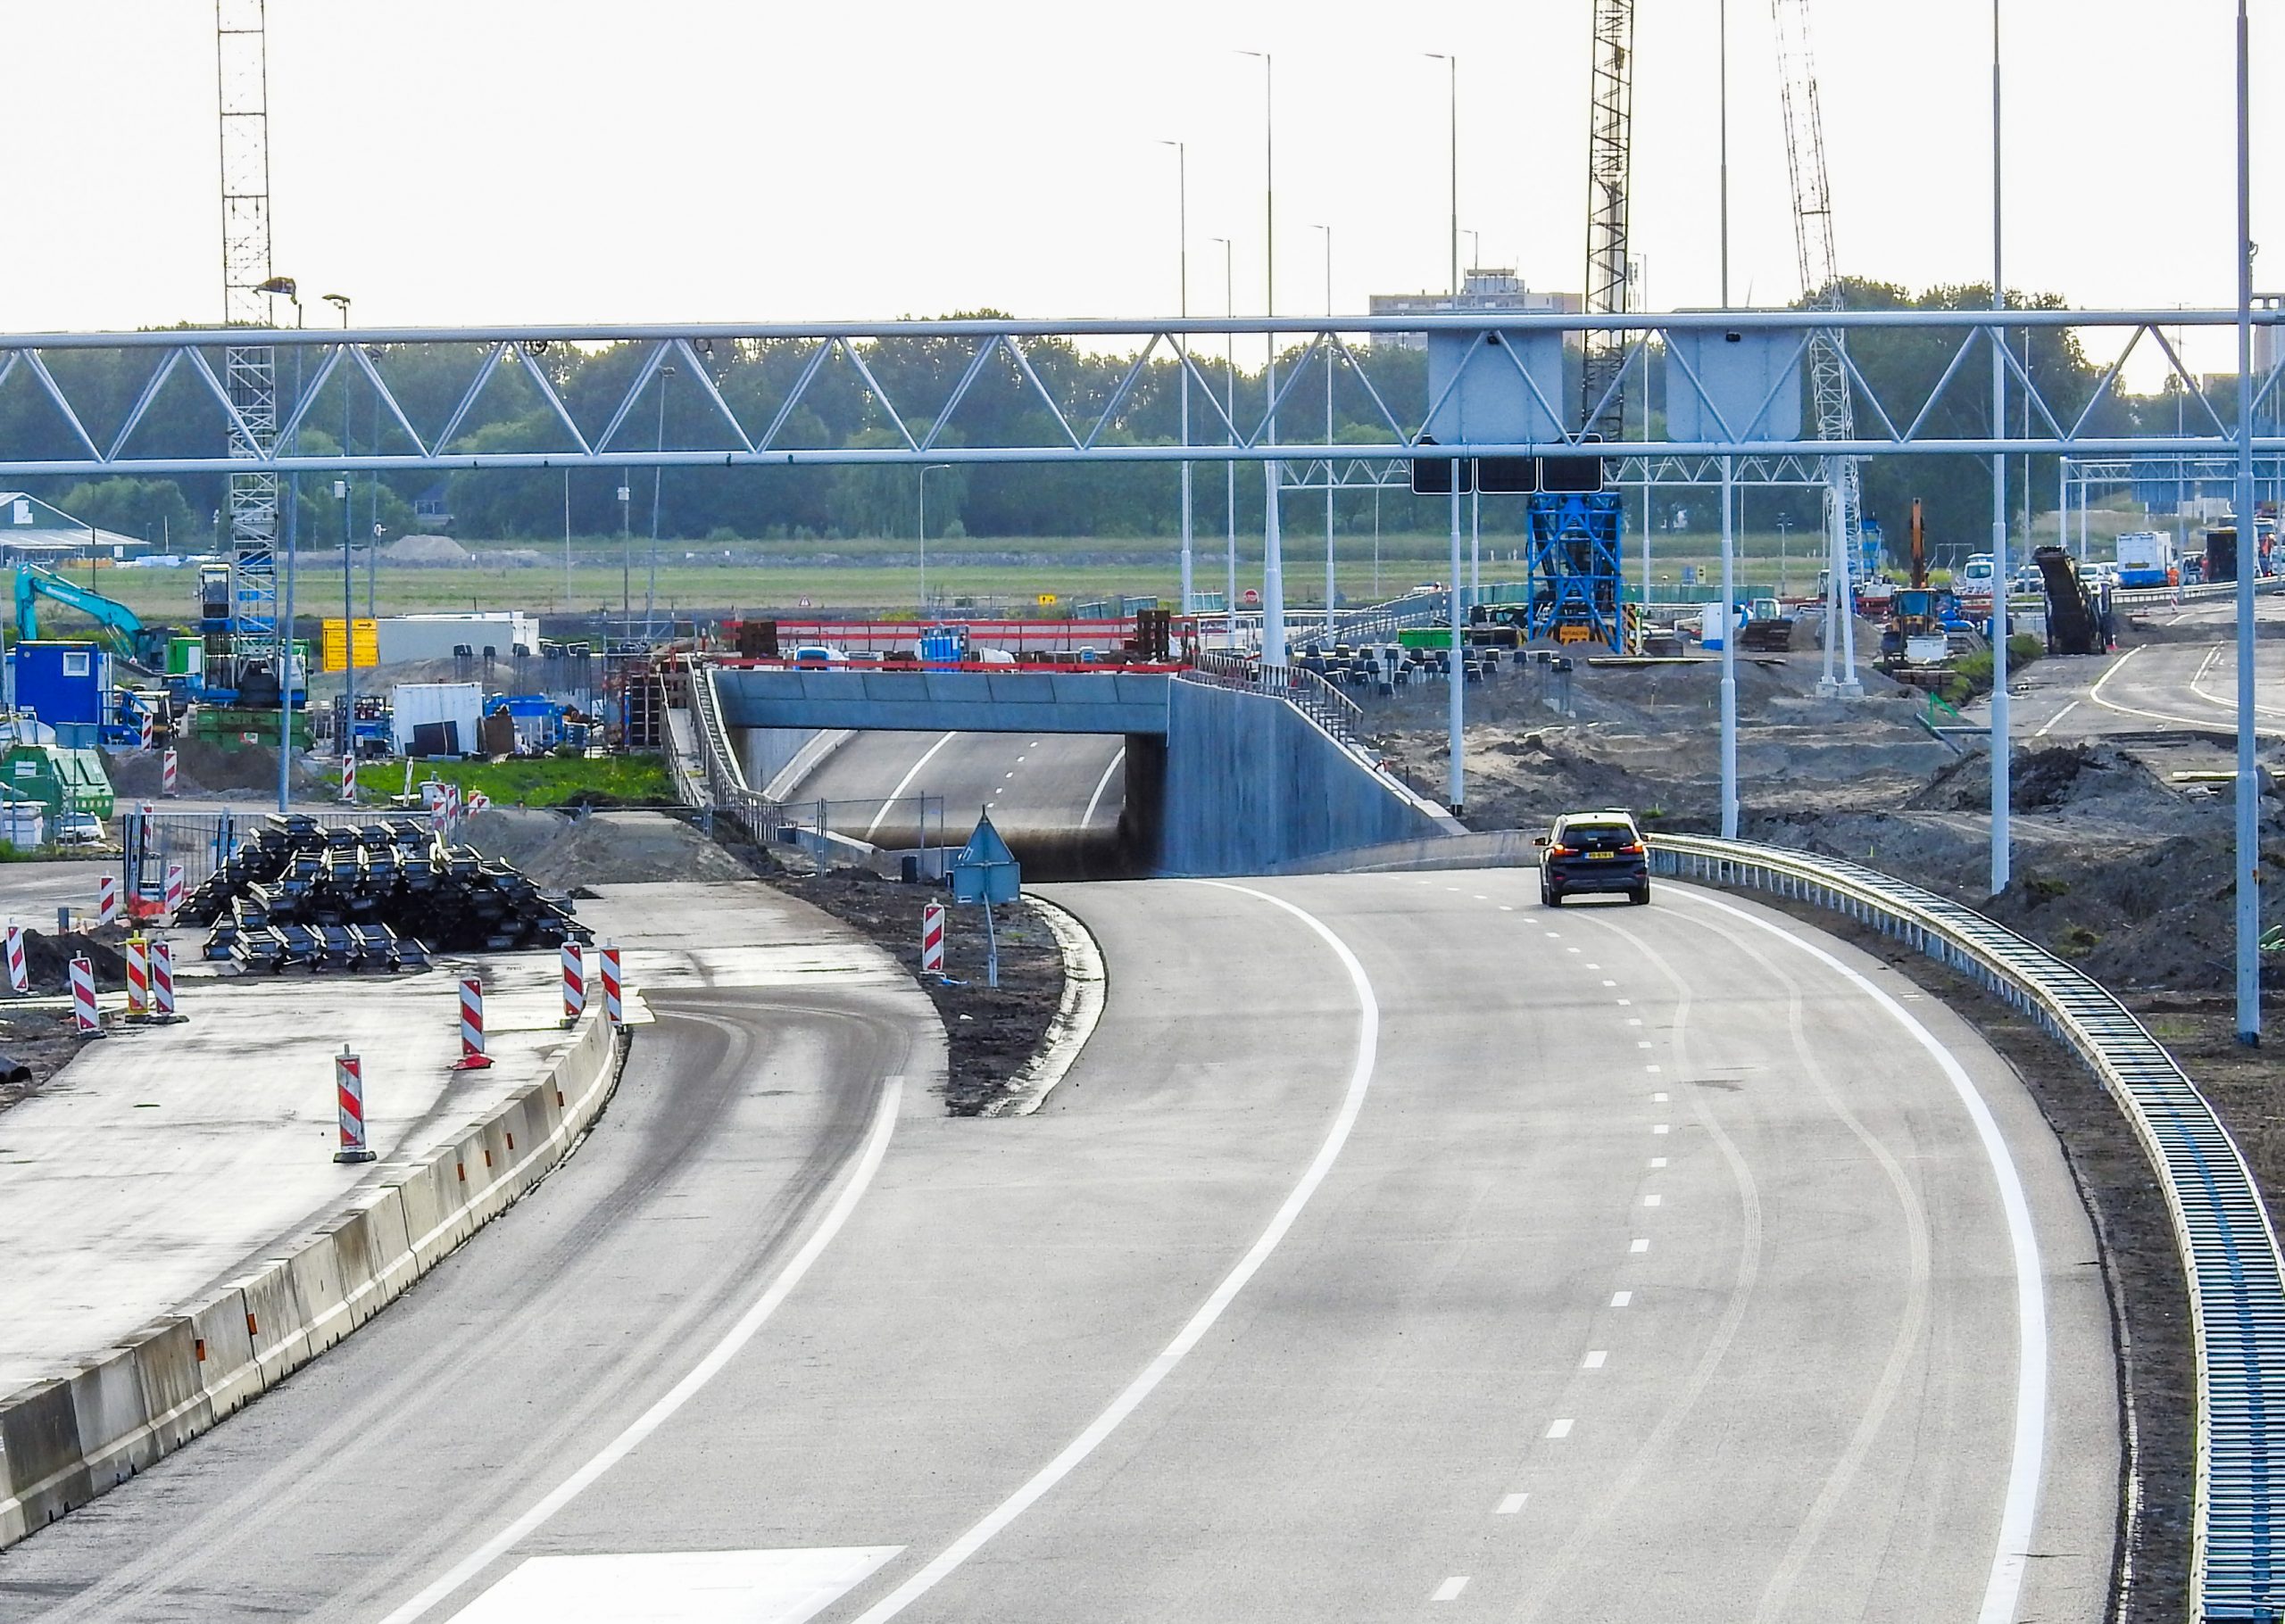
[69,955,101,1038]
[920,902,946,974]
[4,924,24,995]
[161,747,179,797]
[162,862,186,918]
[335,1046,375,1164]
[561,942,586,1027]
[124,935,149,1018]
[339,752,357,804]
[599,944,623,1028]
[137,705,154,753]
[453,975,492,1071]
[150,939,180,1022]
[96,875,120,926]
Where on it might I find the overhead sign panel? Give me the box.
[1423,331,1567,448]
[1663,327,1806,444]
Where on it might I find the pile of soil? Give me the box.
[764,863,1064,1116]
[383,534,472,565]
[0,924,148,1116]
[104,737,319,800]
[460,808,756,890]
[21,928,128,993]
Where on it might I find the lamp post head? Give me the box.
[255,275,296,297]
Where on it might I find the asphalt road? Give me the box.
[781,729,1129,876]
[0,871,2116,1623]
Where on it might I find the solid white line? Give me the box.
[845,880,1381,1624]
[1079,745,1127,830]
[2032,697,2081,739]
[1582,1350,1608,1369]
[1495,1494,1529,1515]
[1433,1577,1471,1602]
[1546,1419,1574,1439]
[1609,1291,1632,1307]
[1673,888,2048,1624]
[866,733,956,840]
[377,1072,908,1624]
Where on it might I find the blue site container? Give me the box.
[11,642,111,747]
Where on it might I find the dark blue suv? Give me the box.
[1537,811,1650,907]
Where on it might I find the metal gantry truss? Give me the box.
[2,309,2284,477]
[215,0,278,646]
[1581,0,1637,443]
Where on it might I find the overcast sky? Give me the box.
[1,2,2264,378]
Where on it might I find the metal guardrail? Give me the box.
[1650,831,2282,1621]
[2115,575,2285,609]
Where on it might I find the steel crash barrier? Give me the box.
[1649,832,2281,1621]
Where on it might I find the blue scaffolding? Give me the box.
[1523,492,1627,650]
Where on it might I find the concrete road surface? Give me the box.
[0,872,2115,1623]
[781,728,1128,874]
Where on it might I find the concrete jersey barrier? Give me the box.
[0,1006,624,1549]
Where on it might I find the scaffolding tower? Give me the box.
[216,0,278,663]
[1579,0,1635,442]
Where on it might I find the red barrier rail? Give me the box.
[713,658,1192,675]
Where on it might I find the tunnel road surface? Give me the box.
[0,873,2116,1623]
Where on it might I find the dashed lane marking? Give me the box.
[1433,1578,1471,1602]
[1546,1419,1575,1439]
[1495,1494,1529,1515]
[1582,1350,1608,1369]
[1629,1239,1649,1254]
[1610,1291,1633,1307]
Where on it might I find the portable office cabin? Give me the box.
[7,642,112,748]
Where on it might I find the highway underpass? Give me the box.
[0,871,2116,1624]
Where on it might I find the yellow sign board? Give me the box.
[1036,593,1058,607]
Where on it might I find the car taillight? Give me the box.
[1549,844,1576,858]
[1619,841,1643,854]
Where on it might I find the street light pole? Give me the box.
[276,285,303,813]
[1159,140,1192,615]
[918,463,951,611]
[323,293,353,779]
[1211,236,1237,644]
[2235,0,2262,1042]
[1239,49,1284,667]
[1425,54,1458,298]
[648,364,673,638]
[1315,222,1334,635]
[1990,0,2011,896]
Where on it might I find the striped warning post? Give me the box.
[920,902,946,974]
[163,863,186,917]
[452,976,492,1071]
[124,936,149,1017]
[428,800,448,839]
[150,940,179,1022]
[4,925,24,994]
[339,753,357,804]
[334,1046,375,1164]
[599,944,623,1028]
[96,875,119,926]
[68,955,101,1038]
[561,942,586,1026]
[161,748,179,797]
[137,705,154,753]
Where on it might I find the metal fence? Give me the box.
[1650,831,2282,1621]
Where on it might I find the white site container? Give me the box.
[374,612,540,664]
[389,681,484,756]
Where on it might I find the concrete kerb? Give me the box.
[984,895,1107,1118]
[0,1004,626,1553]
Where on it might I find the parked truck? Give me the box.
[2114,531,2175,589]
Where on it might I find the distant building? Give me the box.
[1367,269,1581,350]
[0,493,145,565]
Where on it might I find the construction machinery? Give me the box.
[12,566,169,668]
[1879,501,1966,672]
[2032,545,2110,656]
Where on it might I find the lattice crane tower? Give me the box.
[1580,0,1634,442]
[1773,0,1865,576]
[216,0,278,653]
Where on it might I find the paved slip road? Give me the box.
[781,728,1128,874]
[0,871,2115,1623]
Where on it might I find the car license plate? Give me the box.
[1588,851,1615,859]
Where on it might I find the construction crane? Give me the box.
[215,0,282,693]
[1772,0,1865,577]
[1580,0,1635,442]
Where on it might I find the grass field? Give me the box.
[370,753,676,808]
[52,503,2154,629]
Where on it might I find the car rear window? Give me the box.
[1562,821,1636,844]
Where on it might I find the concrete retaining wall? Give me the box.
[743,726,848,800]
[1151,680,1459,875]
[0,1008,623,1549]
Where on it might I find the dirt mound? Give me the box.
[384,534,471,565]
[514,811,756,890]
[1908,742,2166,815]
[104,738,318,800]
[20,928,129,992]
[459,808,575,870]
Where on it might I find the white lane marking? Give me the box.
[1582,1350,1608,1370]
[445,1547,902,1624]
[1016,755,1027,763]
[1079,745,1128,830]
[1546,1419,1575,1439]
[1651,1090,1666,1101]
[2032,698,2081,739]
[1636,1040,1653,1049]
[1652,1123,1669,1135]
[1001,771,1015,780]
[378,1073,908,1624]
[1616,998,1631,1007]
[1609,1291,1633,1307]
[1643,1194,1662,1207]
[1584,961,1600,969]
[847,881,1381,1624]
[1028,739,1040,747]
[1645,1065,1661,1073]
[1500,905,1515,912]
[865,733,957,839]
[1474,894,1488,900]
[1433,1577,1471,1602]
[1601,979,1616,987]
[1495,1493,1529,1515]
[1545,931,1561,938]
[1672,888,2048,1624]
[1650,1156,1667,1168]
[1566,947,1581,954]
[1629,1238,1649,1254]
